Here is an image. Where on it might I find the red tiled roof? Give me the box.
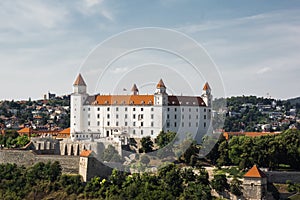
[73,74,86,86]
[223,131,281,140]
[59,128,70,134]
[95,95,154,105]
[244,165,267,178]
[18,127,31,134]
[80,150,93,157]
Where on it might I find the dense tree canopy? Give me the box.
[216,129,300,170]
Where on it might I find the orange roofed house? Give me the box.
[70,74,212,144]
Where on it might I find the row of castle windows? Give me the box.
[80,107,211,113]
[166,122,206,128]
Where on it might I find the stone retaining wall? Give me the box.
[0,150,80,174]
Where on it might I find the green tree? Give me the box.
[211,174,229,193]
[156,131,176,148]
[230,177,243,196]
[140,136,153,153]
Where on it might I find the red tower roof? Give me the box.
[131,84,139,92]
[244,165,267,178]
[203,82,211,91]
[157,79,166,88]
[73,74,87,86]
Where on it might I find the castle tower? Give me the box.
[73,73,87,94]
[131,84,139,95]
[243,165,267,200]
[71,74,89,141]
[154,79,168,105]
[201,82,212,107]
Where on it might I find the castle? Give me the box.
[70,74,212,144]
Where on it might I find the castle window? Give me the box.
[107,114,110,119]
[204,122,206,128]
[174,122,177,127]
[133,108,136,111]
[196,115,198,119]
[167,108,170,111]
[182,108,184,112]
[88,121,90,126]
[88,114,90,118]
[107,121,110,126]
[97,108,100,111]
[116,107,119,111]
[141,130,143,135]
[151,122,154,127]
[116,121,119,126]
[182,122,184,127]
[125,121,128,126]
[204,115,206,119]
[189,122,191,127]
[189,108,191,112]
[116,114,119,119]
[196,122,198,127]
[107,107,110,111]
[141,108,144,111]
[167,122,170,128]
[151,130,154,135]
[138,114,143,120]
[141,122,144,127]
[97,121,100,126]
[174,115,177,119]
[125,114,128,119]
[209,109,211,112]
[151,108,154,111]
[125,107,128,111]
[175,108,177,112]
[97,114,100,119]
[189,115,191,119]
[151,114,154,119]
[196,108,198,112]
[133,130,136,134]
[133,114,136,119]
[182,115,184,119]
[133,122,136,126]
[167,114,169,119]
[204,108,206,112]
[88,108,90,111]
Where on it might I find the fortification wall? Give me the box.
[0,150,80,174]
[266,171,300,184]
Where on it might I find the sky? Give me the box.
[0,0,300,100]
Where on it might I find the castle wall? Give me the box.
[0,150,80,174]
[265,171,300,184]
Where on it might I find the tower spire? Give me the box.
[131,84,139,95]
[73,73,86,86]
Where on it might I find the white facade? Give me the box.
[70,74,212,144]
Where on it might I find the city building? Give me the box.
[70,74,212,143]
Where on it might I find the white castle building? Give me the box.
[70,74,212,144]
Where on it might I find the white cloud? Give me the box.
[256,67,272,74]
[111,67,128,74]
[84,0,104,7]
[78,0,115,21]
[0,1,68,32]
